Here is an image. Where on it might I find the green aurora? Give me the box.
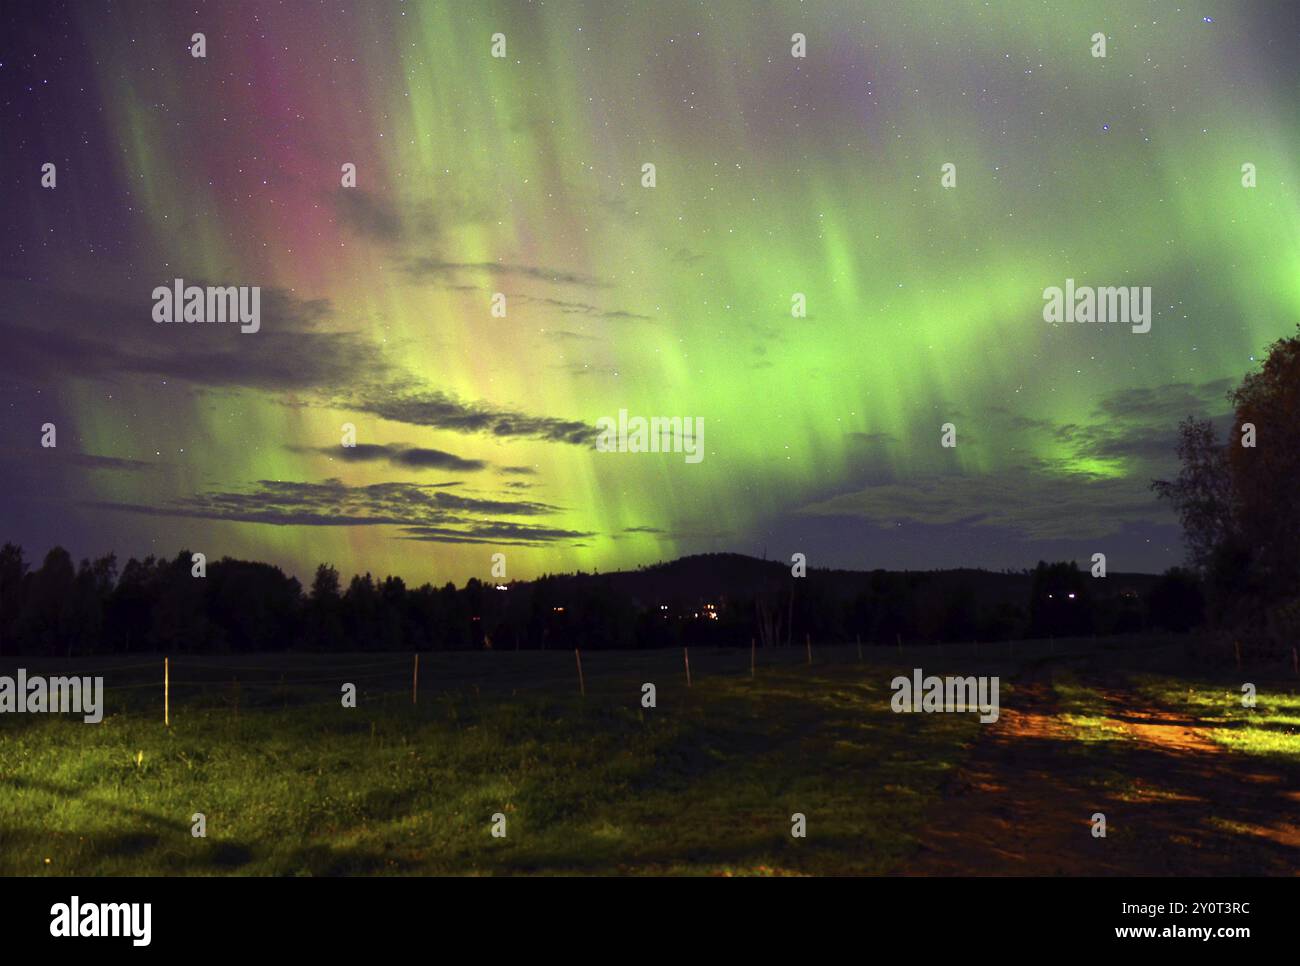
[2,0,1298,584]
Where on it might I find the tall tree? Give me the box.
[1151,417,1235,574]
[1228,331,1300,602]
[1154,326,1300,639]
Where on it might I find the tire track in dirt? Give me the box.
[907,665,1300,875]
[907,667,1125,874]
[1089,678,1300,871]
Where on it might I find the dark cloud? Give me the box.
[797,467,1166,541]
[403,258,608,289]
[399,522,595,546]
[0,277,599,459]
[1093,380,1234,423]
[331,187,406,241]
[329,186,494,244]
[302,443,488,472]
[798,380,1242,546]
[353,390,594,445]
[978,380,1237,473]
[542,329,600,342]
[393,447,485,470]
[514,294,653,322]
[85,478,575,543]
[1055,380,1233,467]
[63,453,159,472]
[0,276,379,392]
[427,491,560,516]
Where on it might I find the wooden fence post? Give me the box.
[413,653,420,705]
[164,657,170,727]
[575,648,585,697]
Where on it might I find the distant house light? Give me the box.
[552,606,565,613]
[1067,592,1076,599]
[495,584,508,591]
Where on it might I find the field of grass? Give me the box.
[1054,671,1132,744]
[0,645,988,876]
[4,638,1294,876]
[1026,662,1300,874]
[1133,674,1300,761]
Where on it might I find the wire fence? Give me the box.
[0,634,1189,723]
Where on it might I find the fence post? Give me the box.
[805,633,812,666]
[412,653,419,705]
[575,648,585,697]
[751,637,756,679]
[164,657,170,727]
[684,647,692,688]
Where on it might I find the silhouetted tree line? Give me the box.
[1154,324,1300,659]
[0,542,1204,656]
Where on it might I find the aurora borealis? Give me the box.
[2,0,1298,585]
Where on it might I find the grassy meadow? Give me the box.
[1,638,1295,875]
[1,645,984,875]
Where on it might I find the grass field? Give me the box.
[1,638,1296,875]
[1132,674,1300,760]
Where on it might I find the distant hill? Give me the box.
[0,541,1186,656]
[536,552,1164,606]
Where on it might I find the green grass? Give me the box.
[9,639,1278,876]
[0,649,981,875]
[1053,671,1130,744]
[1041,670,1141,800]
[1132,674,1300,761]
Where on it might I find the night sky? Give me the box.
[2,1,1298,585]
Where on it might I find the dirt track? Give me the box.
[909,667,1300,875]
